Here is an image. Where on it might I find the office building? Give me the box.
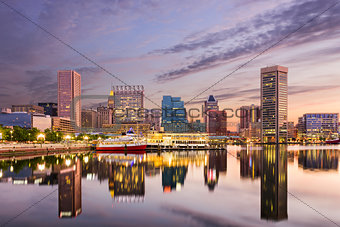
[161,96,188,133]
[287,121,297,139]
[11,104,44,114]
[261,65,288,143]
[206,110,227,136]
[239,105,261,140]
[97,106,113,128]
[52,117,76,133]
[204,95,218,123]
[38,103,58,116]
[58,70,81,128]
[81,109,98,128]
[32,114,52,131]
[297,113,338,139]
[108,85,144,123]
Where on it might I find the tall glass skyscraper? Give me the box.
[57,70,81,128]
[204,95,218,123]
[161,96,188,132]
[261,66,288,143]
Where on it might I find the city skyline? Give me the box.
[0,0,340,127]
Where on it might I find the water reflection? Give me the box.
[261,145,288,221]
[298,150,338,171]
[239,147,261,180]
[204,151,227,191]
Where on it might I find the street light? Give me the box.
[37,134,45,141]
[10,130,13,141]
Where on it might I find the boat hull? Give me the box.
[325,139,340,144]
[96,144,147,154]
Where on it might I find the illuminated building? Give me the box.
[239,105,261,140]
[261,66,288,143]
[287,121,297,140]
[57,70,81,128]
[108,162,145,202]
[32,114,52,131]
[240,148,261,179]
[204,151,227,191]
[52,116,76,133]
[261,145,287,221]
[11,104,44,114]
[81,109,98,129]
[297,113,338,139]
[38,103,58,116]
[147,132,209,148]
[58,159,82,218]
[207,110,227,136]
[298,150,338,170]
[161,96,188,133]
[204,95,218,123]
[97,106,112,128]
[108,85,144,123]
[102,123,150,134]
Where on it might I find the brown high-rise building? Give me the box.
[204,95,219,124]
[206,110,227,136]
[58,70,81,128]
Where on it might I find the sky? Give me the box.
[0,0,340,128]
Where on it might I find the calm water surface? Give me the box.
[1,145,340,227]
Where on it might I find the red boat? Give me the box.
[325,138,340,144]
[96,135,147,154]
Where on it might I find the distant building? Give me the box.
[38,103,58,116]
[52,117,76,133]
[97,106,112,128]
[161,96,188,133]
[188,120,206,133]
[102,123,150,135]
[204,95,218,123]
[261,65,288,143]
[239,105,261,140]
[81,109,97,129]
[58,70,81,128]
[287,121,297,139]
[58,159,82,218]
[11,104,44,114]
[0,112,31,128]
[32,114,52,131]
[143,109,161,131]
[207,110,227,136]
[108,85,144,123]
[0,107,11,113]
[297,113,338,139]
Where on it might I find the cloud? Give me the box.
[154,0,340,83]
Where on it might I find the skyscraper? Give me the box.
[261,66,288,143]
[239,105,261,140]
[161,95,188,133]
[204,95,218,123]
[206,110,227,136]
[57,70,81,128]
[108,85,144,123]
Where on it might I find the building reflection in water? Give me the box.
[204,150,227,191]
[261,145,287,221]
[108,160,145,202]
[58,158,82,218]
[298,150,338,171]
[240,146,261,180]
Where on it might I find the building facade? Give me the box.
[52,117,76,133]
[108,85,144,123]
[38,103,58,116]
[204,95,218,123]
[58,70,81,128]
[297,113,338,139]
[0,112,32,128]
[161,96,188,133]
[11,104,44,114]
[97,106,113,128]
[81,109,98,129]
[207,110,227,136]
[261,65,288,143]
[239,105,261,140]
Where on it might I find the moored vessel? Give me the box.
[96,134,146,154]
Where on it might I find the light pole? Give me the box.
[10,130,13,142]
[28,133,31,142]
[37,134,45,147]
